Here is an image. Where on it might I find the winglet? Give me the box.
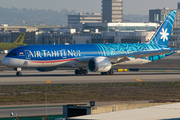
[49,33,55,45]
[12,33,26,44]
[148,10,177,46]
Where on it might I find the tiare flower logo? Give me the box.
[160,28,169,42]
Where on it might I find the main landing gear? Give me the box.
[101,70,114,75]
[75,68,88,75]
[74,69,114,75]
[14,68,22,76]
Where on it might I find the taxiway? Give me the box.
[0,70,180,85]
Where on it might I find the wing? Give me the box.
[110,49,174,58]
[77,49,178,64]
[109,49,174,64]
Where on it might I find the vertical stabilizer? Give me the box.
[148,10,176,46]
[12,33,25,44]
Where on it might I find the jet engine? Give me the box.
[88,57,112,72]
[36,67,57,72]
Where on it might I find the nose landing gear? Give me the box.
[16,71,22,76]
[14,68,22,76]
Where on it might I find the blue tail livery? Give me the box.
[149,10,176,46]
[2,10,179,76]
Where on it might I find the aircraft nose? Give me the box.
[2,57,9,66]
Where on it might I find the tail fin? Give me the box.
[148,10,176,46]
[13,33,25,44]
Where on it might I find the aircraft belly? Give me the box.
[116,58,151,65]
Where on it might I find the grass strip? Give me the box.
[0,82,180,105]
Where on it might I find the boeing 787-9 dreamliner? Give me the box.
[2,11,178,76]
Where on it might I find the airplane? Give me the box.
[2,10,178,76]
[0,33,26,51]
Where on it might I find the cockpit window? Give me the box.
[12,53,17,56]
[7,53,17,56]
[7,53,12,56]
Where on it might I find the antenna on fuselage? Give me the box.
[48,32,55,45]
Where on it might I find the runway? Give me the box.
[0,70,180,85]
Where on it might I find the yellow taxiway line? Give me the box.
[136,79,142,81]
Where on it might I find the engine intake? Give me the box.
[88,57,112,72]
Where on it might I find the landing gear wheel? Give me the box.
[16,71,22,76]
[101,72,106,75]
[109,70,114,75]
[75,69,80,75]
[75,69,88,75]
[105,72,110,75]
[83,69,88,75]
[101,70,114,75]
[79,69,84,75]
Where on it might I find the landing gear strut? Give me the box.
[14,68,22,76]
[75,68,88,75]
[101,70,114,75]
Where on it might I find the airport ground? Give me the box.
[1,53,180,118]
[0,81,180,118]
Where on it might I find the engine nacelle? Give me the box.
[36,67,57,72]
[88,57,112,72]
